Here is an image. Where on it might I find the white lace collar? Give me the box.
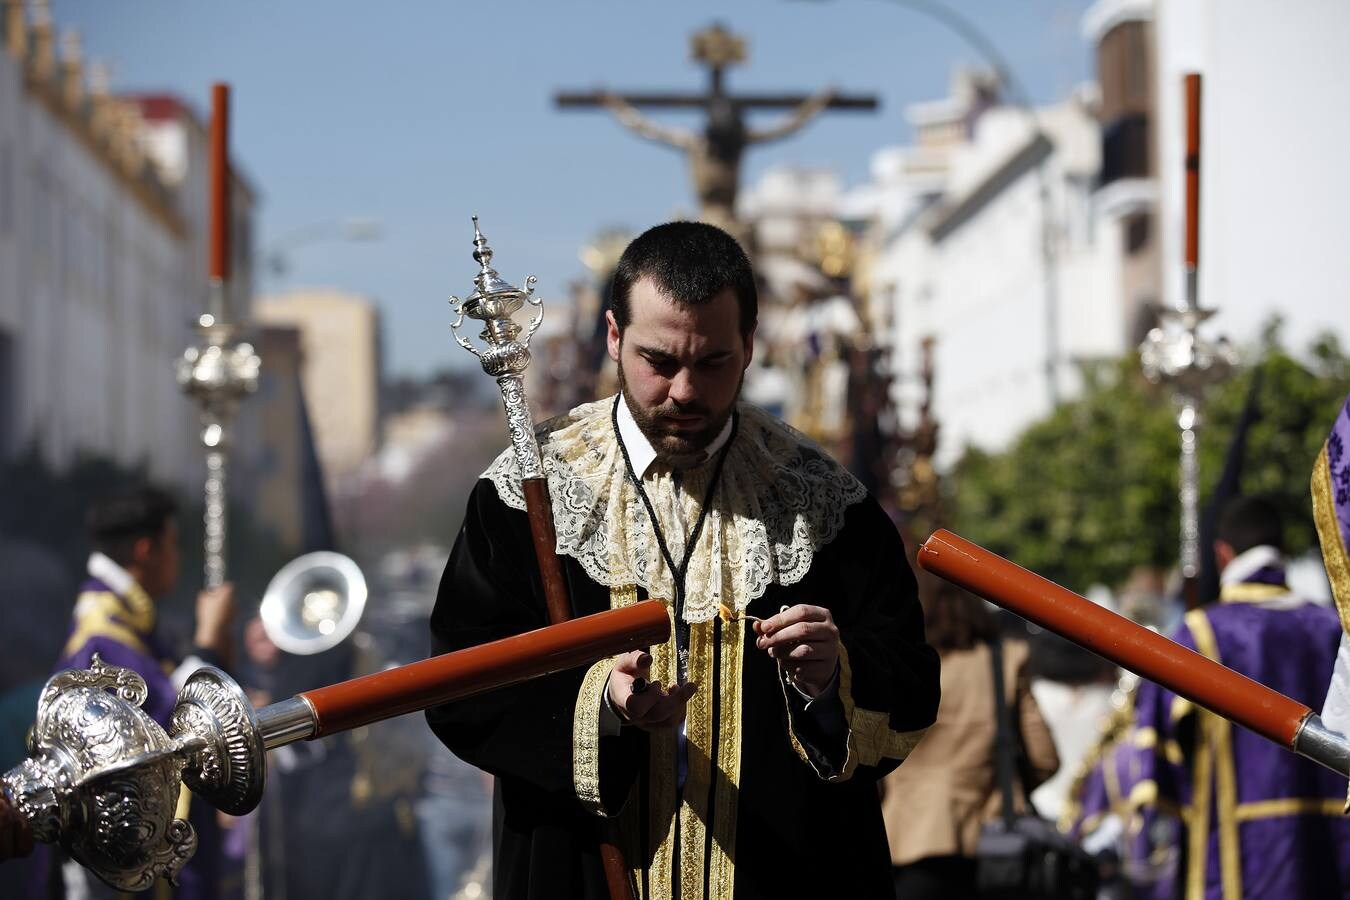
[482,396,868,622]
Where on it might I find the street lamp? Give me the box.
[265,217,384,278]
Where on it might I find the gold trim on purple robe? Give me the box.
[1312,451,1350,633]
[1217,582,1293,603]
[1311,399,1350,812]
[63,589,155,658]
[1185,608,1243,900]
[1132,726,1185,765]
[1234,797,1346,821]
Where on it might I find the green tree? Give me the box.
[948,329,1350,593]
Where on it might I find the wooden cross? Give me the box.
[555,23,878,240]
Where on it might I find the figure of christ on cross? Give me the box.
[556,23,878,247]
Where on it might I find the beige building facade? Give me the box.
[254,289,381,483]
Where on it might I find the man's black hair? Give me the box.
[609,221,758,339]
[87,486,178,567]
[1216,495,1284,555]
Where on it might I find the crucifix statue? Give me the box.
[556,23,878,245]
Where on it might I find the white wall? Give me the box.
[0,50,197,489]
[869,98,1120,466]
[1156,0,1350,356]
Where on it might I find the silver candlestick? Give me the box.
[1140,302,1236,583]
[176,308,260,588]
[449,216,546,480]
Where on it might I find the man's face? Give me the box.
[607,276,753,463]
[137,519,181,599]
[1214,539,1236,573]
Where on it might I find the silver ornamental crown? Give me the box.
[1139,306,1237,396]
[176,315,261,440]
[449,216,544,379]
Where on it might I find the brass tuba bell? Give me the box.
[259,551,367,655]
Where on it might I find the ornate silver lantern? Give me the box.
[1,656,267,890]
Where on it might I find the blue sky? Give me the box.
[59,0,1093,376]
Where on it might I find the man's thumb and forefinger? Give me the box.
[613,649,653,679]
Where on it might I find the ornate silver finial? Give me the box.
[1139,306,1236,399]
[471,214,492,269]
[464,215,528,303]
[176,318,261,437]
[448,216,543,371]
[448,217,545,479]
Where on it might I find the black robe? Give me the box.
[426,406,939,900]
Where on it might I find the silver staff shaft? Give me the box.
[1293,714,1350,778]
[254,696,318,749]
[204,447,227,588]
[177,303,259,588]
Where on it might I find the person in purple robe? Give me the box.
[30,486,236,900]
[1129,495,1350,899]
[1065,692,1184,900]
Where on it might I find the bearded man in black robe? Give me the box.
[426,221,940,899]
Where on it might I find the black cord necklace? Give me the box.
[612,394,736,684]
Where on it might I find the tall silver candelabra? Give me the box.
[177,308,261,587]
[1140,300,1236,583]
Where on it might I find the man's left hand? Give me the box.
[753,605,839,698]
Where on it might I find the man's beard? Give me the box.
[617,360,740,468]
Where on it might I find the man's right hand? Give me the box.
[606,649,697,732]
[0,794,33,860]
[194,583,237,660]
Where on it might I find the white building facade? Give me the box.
[254,289,382,484]
[0,2,254,491]
[859,73,1119,466]
[859,0,1350,470]
[1140,0,1350,356]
